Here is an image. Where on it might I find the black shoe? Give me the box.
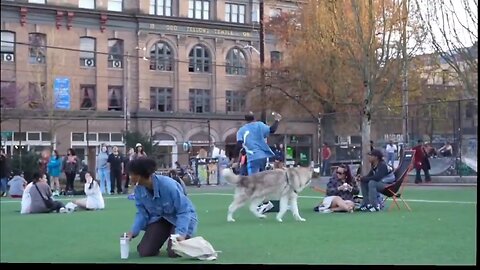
[414,180,422,184]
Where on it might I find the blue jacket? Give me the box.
[236,121,275,161]
[47,157,62,177]
[131,174,197,238]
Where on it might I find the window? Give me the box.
[441,69,449,85]
[108,0,122,11]
[28,33,46,64]
[226,91,246,112]
[251,2,259,23]
[28,82,46,110]
[79,0,95,9]
[188,0,209,20]
[108,39,123,68]
[226,48,247,75]
[111,133,123,142]
[28,0,46,3]
[87,133,97,141]
[188,45,211,73]
[14,132,27,141]
[80,85,96,110]
[150,0,172,16]
[42,132,51,141]
[189,89,210,113]
[0,81,17,108]
[1,31,15,63]
[72,133,85,142]
[149,42,173,71]
[225,3,245,23]
[80,37,96,67]
[27,132,41,141]
[98,133,110,141]
[269,7,282,18]
[150,87,173,112]
[108,86,123,111]
[465,102,476,119]
[270,51,283,66]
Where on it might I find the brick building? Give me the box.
[0,0,317,169]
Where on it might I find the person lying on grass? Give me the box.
[70,172,105,211]
[125,158,198,258]
[314,164,359,213]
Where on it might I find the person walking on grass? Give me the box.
[47,150,62,196]
[235,111,282,214]
[125,158,197,258]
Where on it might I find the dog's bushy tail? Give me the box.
[222,168,240,184]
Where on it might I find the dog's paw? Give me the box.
[295,216,306,222]
[276,217,283,222]
[258,214,267,219]
[227,217,236,222]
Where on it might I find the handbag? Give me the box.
[170,234,220,261]
[34,183,54,209]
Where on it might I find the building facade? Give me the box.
[0,0,317,169]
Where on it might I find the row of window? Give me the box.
[24,0,254,23]
[1,31,249,75]
[0,81,246,113]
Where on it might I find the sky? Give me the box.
[415,0,478,53]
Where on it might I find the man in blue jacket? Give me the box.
[125,158,197,257]
[236,111,282,214]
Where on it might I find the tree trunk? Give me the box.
[361,107,371,176]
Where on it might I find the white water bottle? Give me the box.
[120,233,130,259]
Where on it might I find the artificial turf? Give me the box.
[0,186,476,265]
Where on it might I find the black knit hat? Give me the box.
[244,112,255,121]
[367,149,384,160]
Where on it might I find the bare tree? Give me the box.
[415,0,478,98]
[249,0,427,173]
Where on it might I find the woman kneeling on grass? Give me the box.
[125,158,198,258]
[71,172,105,210]
[314,164,359,213]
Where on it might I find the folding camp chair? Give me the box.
[380,150,416,211]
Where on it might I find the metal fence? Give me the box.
[320,99,478,176]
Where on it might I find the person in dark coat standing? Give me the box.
[412,140,432,184]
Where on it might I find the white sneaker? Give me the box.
[59,207,68,213]
[320,209,332,214]
[257,201,274,214]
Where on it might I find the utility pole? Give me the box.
[259,0,266,123]
[124,51,130,132]
[401,0,409,147]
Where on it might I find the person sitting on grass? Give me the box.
[125,158,198,258]
[29,172,65,214]
[314,164,359,213]
[71,172,105,211]
[7,169,27,198]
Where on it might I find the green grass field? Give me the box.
[0,186,477,265]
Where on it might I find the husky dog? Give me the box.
[222,167,314,222]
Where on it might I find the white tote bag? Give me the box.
[170,234,220,261]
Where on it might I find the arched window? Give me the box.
[150,42,173,71]
[188,45,211,73]
[226,48,246,75]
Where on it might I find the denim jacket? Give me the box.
[131,174,197,238]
